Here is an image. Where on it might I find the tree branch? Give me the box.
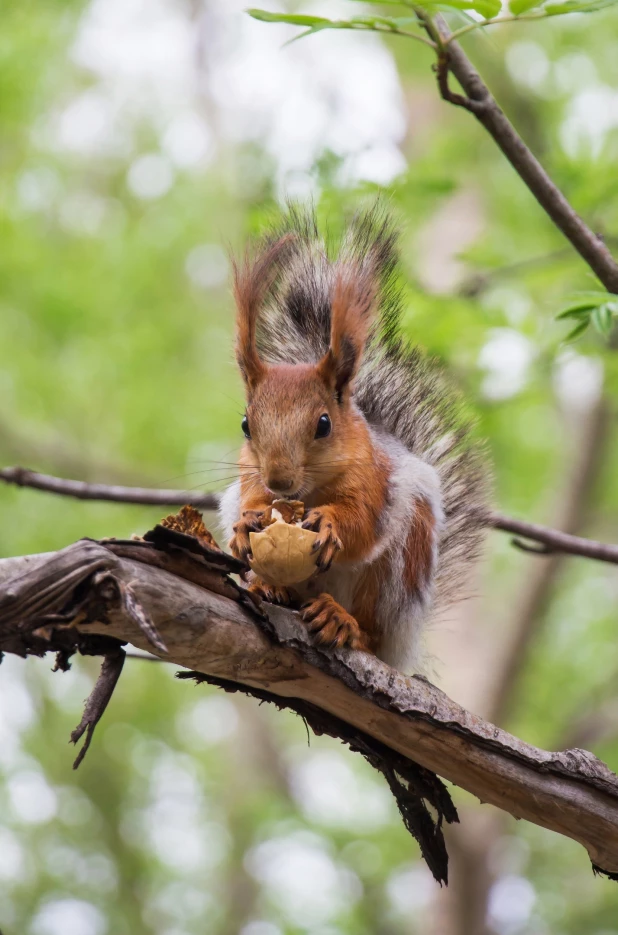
[484,513,618,565]
[421,13,618,294]
[0,466,219,510]
[70,648,126,769]
[1,541,618,877]
[3,465,618,565]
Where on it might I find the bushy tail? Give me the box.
[249,205,489,612]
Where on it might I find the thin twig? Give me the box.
[445,12,553,45]
[2,465,617,566]
[70,648,126,768]
[0,466,219,510]
[458,238,618,298]
[486,512,618,566]
[433,53,489,114]
[419,13,618,294]
[375,24,436,49]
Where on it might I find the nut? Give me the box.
[248,500,318,586]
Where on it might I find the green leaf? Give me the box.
[420,0,502,16]
[248,10,428,43]
[469,0,503,15]
[565,319,591,341]
[247,11,334,26]
[592,303,616,336]
[348,15,421,27]
[557,291,618,339]
[509,0,546,14]
[555,306,596,320]
[383,16,422,26]
[282,25,340,44]
[345,15,396,26]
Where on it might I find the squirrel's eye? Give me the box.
[315,413,331,439]
[241,415,251,439]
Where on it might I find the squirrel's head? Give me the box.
[233,236,377,499]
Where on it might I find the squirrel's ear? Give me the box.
[233,235,295,392]
[318,265,376,401]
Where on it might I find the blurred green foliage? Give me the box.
[1,1,618,934]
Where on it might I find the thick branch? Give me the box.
[1,544,618,875]
[3,466,618,565]
[424,14,618,294]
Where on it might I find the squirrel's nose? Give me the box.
[265,473,295,495]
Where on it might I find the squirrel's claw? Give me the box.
[302,509,342,573]
[301,593,369,652]
[229,509,265,562]
[248,579,295,607]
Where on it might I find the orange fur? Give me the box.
[403,498,435,594]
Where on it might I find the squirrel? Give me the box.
[219,208,487,673]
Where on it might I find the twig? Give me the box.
[421,14,618,294]
[374,24,437,50]
[70,648,126,768]
[485,513,618,565]
[433,54,488,115]
[458,239,618,298]
[445,12,555,45]
[0,466,219,510]
[2,465,617,566]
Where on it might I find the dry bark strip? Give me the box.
[1,541,618,879]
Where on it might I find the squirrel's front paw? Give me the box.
[248,578,295,606]
[302,508,342,572]
[229,510,265,562]
[301,593,369,651]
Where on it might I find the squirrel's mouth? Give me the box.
[266,485,300,500]
[267,474,314,501]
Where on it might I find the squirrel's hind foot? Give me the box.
[301,593,370,652]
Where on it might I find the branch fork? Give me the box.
[434,54,490,115]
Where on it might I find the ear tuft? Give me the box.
[233,234,295,392]
[317,264,377,400]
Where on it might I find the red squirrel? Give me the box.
[219,209,486,672]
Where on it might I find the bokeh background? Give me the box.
[1,1,618,933]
